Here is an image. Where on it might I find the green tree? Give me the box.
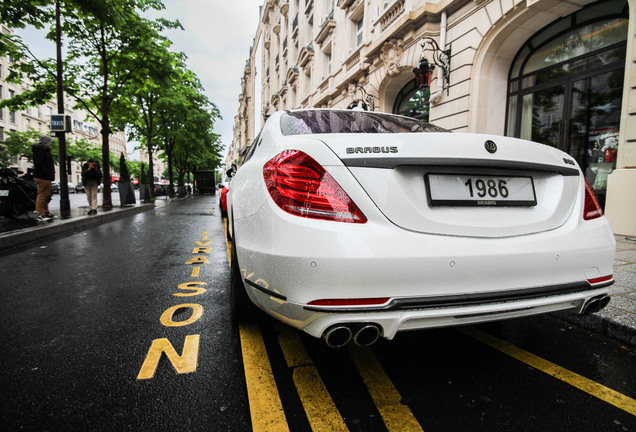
[153,66,222,196]
[113,45,180,197]
[119,152,131,182]
[0,0,180,208]
[62,1,179,207]
[66,137,102,164]
[0,131,44,163]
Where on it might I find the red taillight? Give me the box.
[307,297,390,307]
[583,180,603,221]
[263,150,367,223]
[587,275,613,285]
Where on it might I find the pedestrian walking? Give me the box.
[81,158,102,215]
[31,135,56,222]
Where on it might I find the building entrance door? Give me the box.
[506,0,628,208]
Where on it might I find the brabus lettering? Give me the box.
[345,146,399,154]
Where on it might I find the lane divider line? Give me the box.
[349,345,424,432]
[239,321,290,431]
[459,326,636,416]
[275,324,349,431]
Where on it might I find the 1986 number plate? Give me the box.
[0,190,9,197]
[425,173,537,206]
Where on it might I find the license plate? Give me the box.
[425,173,537,206]
[0,190,9,197]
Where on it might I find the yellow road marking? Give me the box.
[239,321,290,431]
[276,324,349,431]
[460,327,636,416]
[137,335,200,380]
[349,345,424,432]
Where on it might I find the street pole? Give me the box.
[55,0,70,217]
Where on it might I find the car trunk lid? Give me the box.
[323,133,581,238]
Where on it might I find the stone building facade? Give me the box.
[230,0,636,235]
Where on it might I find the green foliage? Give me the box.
[119,152,131,182]
[0,144,12,169]
[66,137,102,163]
[126,159,142,180]
[0,131,43,162]
[138,161,148,184]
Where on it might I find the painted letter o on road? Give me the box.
[160,304,204,327]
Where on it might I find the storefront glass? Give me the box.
[506,0,627,209]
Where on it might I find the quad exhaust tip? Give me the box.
[582,294,611,315]
[323,323,381,348]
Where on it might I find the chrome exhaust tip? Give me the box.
[582,294,611,315]
[323,325,352,348]
[353,324,381,347]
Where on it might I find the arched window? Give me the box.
[392,79,430,122]
[506,0,627,207]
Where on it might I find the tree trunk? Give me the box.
[101,116,112,208]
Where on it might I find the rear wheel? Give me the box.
[230,237,252,322]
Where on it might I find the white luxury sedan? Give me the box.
[226,109,615,348]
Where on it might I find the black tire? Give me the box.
[230,237,252,322]
[0,200,16,219]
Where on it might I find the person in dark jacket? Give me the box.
[31,136,56,221]
[81,158,102,215]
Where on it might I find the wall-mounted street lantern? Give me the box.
[347,85,376,111]
[412,58,434,89]
[413,36,451,95]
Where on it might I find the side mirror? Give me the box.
[226,163,237,178]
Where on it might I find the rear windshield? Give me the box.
[280,110,450,136]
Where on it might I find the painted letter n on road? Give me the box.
[137,334,200,380]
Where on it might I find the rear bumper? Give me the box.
[234,200,616,339]
[247,285,611,339]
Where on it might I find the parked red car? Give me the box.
[220,183,229,218]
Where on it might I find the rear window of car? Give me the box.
[280,110,450,136]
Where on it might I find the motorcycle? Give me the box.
[0,167,38,219]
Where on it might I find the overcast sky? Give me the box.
[17,0,263,161]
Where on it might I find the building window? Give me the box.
[7,90,16,124]
[393,79,430,122]
[506,0,627,208]
[355,16,363,47]
[322,43,332,78]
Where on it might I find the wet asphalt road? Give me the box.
[0,195,635,431]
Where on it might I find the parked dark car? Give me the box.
[75,182,85,192]
[51,181,60,194]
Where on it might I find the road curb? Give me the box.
[553,311,636,346]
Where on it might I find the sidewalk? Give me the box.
[556,235,636,346]
[0,197,634,346]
